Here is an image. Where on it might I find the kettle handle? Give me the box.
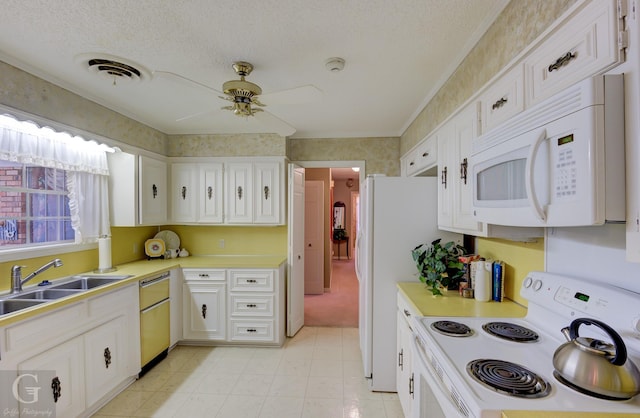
[569,318,627,366]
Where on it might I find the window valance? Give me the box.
[0,114,110,175]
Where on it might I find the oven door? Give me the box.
[411,334,472,418]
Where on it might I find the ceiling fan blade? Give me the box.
[152,70,223,95]
[254,111,296,136]
[262,85,322,105]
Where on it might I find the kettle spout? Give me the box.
[561,326,571,342]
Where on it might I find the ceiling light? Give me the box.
[325,57,345,72]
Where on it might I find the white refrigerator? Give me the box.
[355,175,461,392]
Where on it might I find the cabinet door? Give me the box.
[84,315,128,407]
[226,162,253,224]
[437,125,454,229]
[479,64,524,133]
[452,103,484,234]
[396,309,413,418]
[17,337,85,418]
[253,162,281,224]
[139,155,168,225]
[170,163,197,222]
[183,283,226,340]
[199,163,224,223]
[524,0,622,107]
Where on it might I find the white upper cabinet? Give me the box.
[108,152,168,226]
[401,135,438,177]
[226,162,254,224]
[524,0,624,107]
[479,64,524,133]
[253,161,282,224]
[170,162,224,223]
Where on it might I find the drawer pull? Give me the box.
[403,309,411,317]
[247,328,257,333]
[409,161,415,166]
[201,304,207,319]
[246,304,257,308]
[246,279,257,283]
[548,51,577,72]
[104,347,112,368]
[51,376,62,403]
[198,273,210,278]
[491,97,507,110]
[398,348,404,369]
[421,152,429,158]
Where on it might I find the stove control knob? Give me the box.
[533,279,543,291]
[523,277,533,288]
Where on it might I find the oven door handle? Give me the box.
[525,128,547,222]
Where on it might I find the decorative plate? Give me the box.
[145,238,165,258]
[154,230,180,250]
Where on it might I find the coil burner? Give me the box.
[482,321,539,343]
[430,320,474,337]
[467,359,551,398]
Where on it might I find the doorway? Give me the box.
[298,163,363,327]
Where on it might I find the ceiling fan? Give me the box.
[153,61,321,136]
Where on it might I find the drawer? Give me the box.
[524,0,621,107]
[397,292,419,328]
[139,276,170,308]
[404,137,437,177]
[229,294,274,317]
[229,270,274,292]
[229,319,275,342]
[479,65,524,133]
[5,302,86,354]
[183,269,226,281]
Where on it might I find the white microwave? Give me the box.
[470,74,625,227]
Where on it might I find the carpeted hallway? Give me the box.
[304,258,359,327]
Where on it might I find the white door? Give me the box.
[287,164,305,336]
[304,180,324,295]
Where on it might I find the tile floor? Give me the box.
[93,327,403,418]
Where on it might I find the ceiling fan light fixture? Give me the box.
[325,57,345,72]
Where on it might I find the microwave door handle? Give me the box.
[526,129,547,222]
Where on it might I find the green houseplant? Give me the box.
[412,238,467,295]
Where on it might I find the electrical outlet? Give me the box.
[219,239,225,249]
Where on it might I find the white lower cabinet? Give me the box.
[17,336,85,418]
[0,283,140,418]
[84,315,128,407]
[182,282,226,340]
[181,265,285,345]
[397,293,417,418]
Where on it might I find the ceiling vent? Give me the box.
[76,53,150,84]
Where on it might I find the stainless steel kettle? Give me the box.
[552,318,640,400]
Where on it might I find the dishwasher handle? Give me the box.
[141,297,169,314]
[140,272,170,287]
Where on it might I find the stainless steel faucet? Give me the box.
[10,258,63,294]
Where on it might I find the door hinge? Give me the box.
[618,0,629,19]
[618,30,629,50]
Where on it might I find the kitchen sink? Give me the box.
[12,288,83,300]
[0,299,45,315]
[0,274,132,316]
[52,276,129,290]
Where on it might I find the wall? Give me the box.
[166,225,287,256]
[167,133,286,157]
[289,137,400,176]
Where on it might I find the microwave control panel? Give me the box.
[554,133,577,200]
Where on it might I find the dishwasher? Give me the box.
[139,272,170,376]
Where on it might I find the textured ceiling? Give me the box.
[0,0,508,138]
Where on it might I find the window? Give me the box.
[0,162,74,248]
[0,113,112,255]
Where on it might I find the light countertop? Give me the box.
[397,281,527,318]
[502,412,640,418]
[0,255,286,326]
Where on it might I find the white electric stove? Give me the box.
[411,271,640,417]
